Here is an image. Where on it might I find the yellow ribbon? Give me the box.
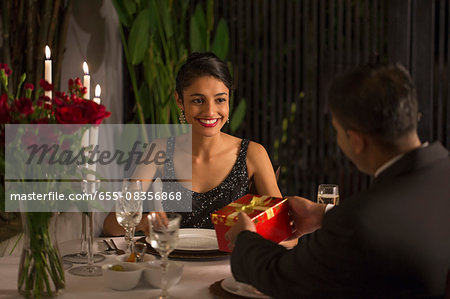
[225,195,271,226]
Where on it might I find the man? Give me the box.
[226,64,450,298]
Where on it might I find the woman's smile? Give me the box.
[197,118,221,127]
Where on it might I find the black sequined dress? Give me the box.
[163,137,249,228]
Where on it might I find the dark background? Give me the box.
[124,0,449,201]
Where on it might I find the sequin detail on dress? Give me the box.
[164,137,249,228]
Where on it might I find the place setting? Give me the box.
[138,227,229,260]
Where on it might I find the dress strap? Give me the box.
[237,139,250,164]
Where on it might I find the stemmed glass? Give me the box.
[69,179,102,276]
[116,179,143,253]
[317,184,340,205]
[63,166,105,265]
[62,213,105,264]
[148,212,182,299]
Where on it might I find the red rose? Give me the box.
[0,94,11,123]
[24,83,34,91]
[56,105,89,124]
[54,97,110,125]
[0,63,12,76]
[37,96,52,110]
[39,79,53,91]
[13,97,34,115]
[74,77,82,87]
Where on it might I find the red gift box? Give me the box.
[211,194,292,252]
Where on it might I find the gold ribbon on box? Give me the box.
[224,195,275,226]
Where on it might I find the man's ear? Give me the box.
[175,92,183,110]
[347,130,366,154]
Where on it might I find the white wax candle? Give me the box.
[44,46,52,99]
[82,62,90,100]
[87,84,101,180]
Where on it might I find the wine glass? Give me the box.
[317,184,340,205]
[116,179,143,253]
[148,212,182,299]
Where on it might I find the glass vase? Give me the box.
[18,212,65,298]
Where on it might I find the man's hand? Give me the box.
[225,212,256,250]
[288,196,326,237]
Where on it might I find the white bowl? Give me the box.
[143,260,183,288]
[102,263,142,291]
[115,253,155,263]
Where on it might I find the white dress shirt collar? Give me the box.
[374,142,429,178]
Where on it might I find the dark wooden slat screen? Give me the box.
[210,0,449,200]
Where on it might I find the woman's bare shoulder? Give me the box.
[247,140,269,158]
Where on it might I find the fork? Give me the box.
[110,239,125,255]
[102,240,116,255]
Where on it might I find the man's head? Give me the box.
[327,64,421,174]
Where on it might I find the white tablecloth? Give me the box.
[0,238,232,298]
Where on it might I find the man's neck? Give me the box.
[370,133,422,176]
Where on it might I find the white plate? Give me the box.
[176,228,218,251]
[221,276,271,299]
[146,228,219,251]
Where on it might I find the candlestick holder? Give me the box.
[69,179,103,277]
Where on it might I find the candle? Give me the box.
[81,61,90,161]
[44,46,52,99]
[82,62,90,100]
[93,84,101,104]
[87,84,101,180]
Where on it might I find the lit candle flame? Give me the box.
[95,84,101,98]
[45,45,51,60]
[83,61,89,75]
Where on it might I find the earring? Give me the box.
[179,110,186,124]
[227,118,230,124]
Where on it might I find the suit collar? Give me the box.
[373,141,449,184]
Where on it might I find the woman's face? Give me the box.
[176,76,229,137]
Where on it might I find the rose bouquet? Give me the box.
[1,63,110,298]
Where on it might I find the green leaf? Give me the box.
[123,0,136,16]
[157,0,173,39]
[189,4,206,52]
[112,0,132,27]
[138,83,150,120]
[230,99,247,133]
[128,9,151,65]
[206,0,214,31]
[211,19,229,60]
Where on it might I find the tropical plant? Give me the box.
[113,0,246,132]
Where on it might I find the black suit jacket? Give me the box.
[231,141,450,298]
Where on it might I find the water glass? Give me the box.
[116,179,143,253]
[317,184,340,205]
[148,212,182,299]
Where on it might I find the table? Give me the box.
[0,238,232,298]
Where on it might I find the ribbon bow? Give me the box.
[224,196,272,226]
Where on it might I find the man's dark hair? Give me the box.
[327,63,419,147]
[175,52,233,101]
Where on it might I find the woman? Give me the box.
[103,52,281,235]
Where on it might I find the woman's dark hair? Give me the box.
[327,63,419,147]
[175,52,233,101]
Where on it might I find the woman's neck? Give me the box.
[191,132,225,159]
